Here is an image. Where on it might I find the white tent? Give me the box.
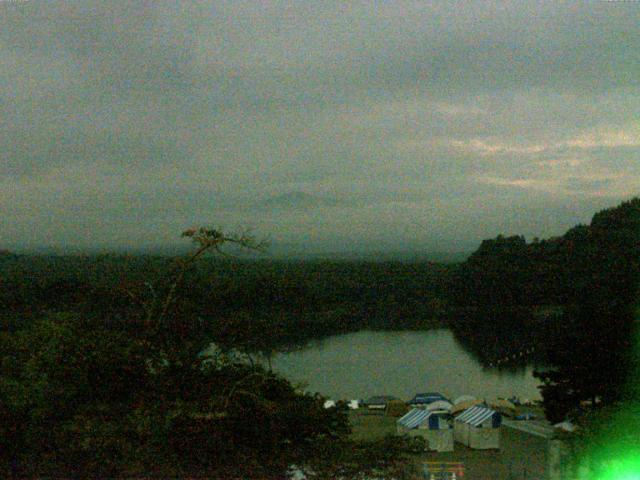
[396,408,454,452]
[426,400,453,412]
[453,395,477,405]
[323,400,336,409]
[451,399,484,416]
[347,399,360,410]
[454,406,501,450]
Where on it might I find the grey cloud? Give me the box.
[1,1,638,252]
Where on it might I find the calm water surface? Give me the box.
[270,329,542,401]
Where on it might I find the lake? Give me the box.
[269,329,542,402]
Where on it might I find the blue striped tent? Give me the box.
[454,406,501,449]
[397,408,451,430]
[455,405,501,428]
[397,408,454,452]
[398,408,431,429]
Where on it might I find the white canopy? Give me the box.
[453,395,477,405]
[426,400,453,412]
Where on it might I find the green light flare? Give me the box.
[596,456,640,480]
[575,309,640,479]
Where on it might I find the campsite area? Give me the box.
[349,410,548,480]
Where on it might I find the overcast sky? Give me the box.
[2,1,639,253]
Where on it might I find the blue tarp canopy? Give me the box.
[515,412,536,421]
[408,392,448,405]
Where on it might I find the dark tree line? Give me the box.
[453,198,640,423]
[1,254,453,354]
[0,229,414,479]
[535,198,640,423]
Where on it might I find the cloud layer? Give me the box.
[2,1,639,252]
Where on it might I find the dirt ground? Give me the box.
[419,427,547,480]
[349,410,548,479]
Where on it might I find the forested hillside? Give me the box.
[452,197,640,308]
[450,197,640,425]
[451,198,640,408]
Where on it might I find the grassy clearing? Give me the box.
[348,410,397,441]
[348,410,548,479]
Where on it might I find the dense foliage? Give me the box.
[534,198,640,423]
[453,198,640,422]
[0,229,414,478]
[0,254,453,354]
[1,198,639,476]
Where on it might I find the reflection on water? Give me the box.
[270,329,542,401]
